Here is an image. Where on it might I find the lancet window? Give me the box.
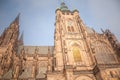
[72,46,82,62]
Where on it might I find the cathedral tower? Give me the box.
[54,2,94,70]
[47,2,120,80]
[0,14,20,76]
[52,2,95,80]
[0,2,120,80]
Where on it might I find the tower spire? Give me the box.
[9,13,20,29]
[14,13,20,25]
[60,2,69,11]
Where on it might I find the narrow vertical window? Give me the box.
[67,26,75,32]
[72,46,82,62]
[71,26,74,32]
[68,26,71,32]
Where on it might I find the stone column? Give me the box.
[32,65,35,78]
[66,69,73,80]
[54,12,64,71]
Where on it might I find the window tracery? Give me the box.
[92,41,116,64]
[72,46,82,62]
[67,19,75,33]
[67,26,74,32]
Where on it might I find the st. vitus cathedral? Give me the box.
[0,2,120,80]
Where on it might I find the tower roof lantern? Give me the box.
[60,2,69,11]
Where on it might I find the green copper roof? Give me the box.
[60,2,69,11]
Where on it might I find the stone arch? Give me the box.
[68,41,82,49]
[39,61,47,67]
[66,41,85,65]
[75,75,93,80]
[72,43,80,47]
[70,43,82,62]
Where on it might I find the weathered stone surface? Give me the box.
[0,2,120,80]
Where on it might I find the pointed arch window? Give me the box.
[68,26,71,32]
[67,19,75,32]
[71,26,74,32]
[67,26,75,32]
[72,46,82,62]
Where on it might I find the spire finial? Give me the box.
[60,1,69,11]
[14,13,20,24]
[10,13,20,27]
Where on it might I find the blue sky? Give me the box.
[0,0,120,46]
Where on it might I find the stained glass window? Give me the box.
[72,46,82,62]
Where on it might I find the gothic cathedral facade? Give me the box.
[0,2,120,80]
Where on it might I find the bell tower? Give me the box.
[54,2,94,74]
